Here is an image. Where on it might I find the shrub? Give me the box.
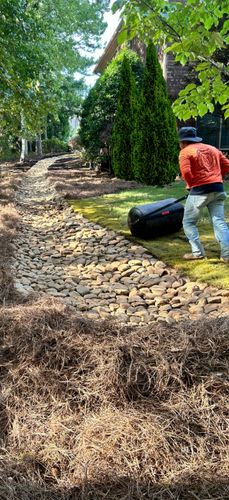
[79,48,144,163]
[112,57,137,180]
[0,134,19,162]
[42,138,69,154]
[132,43,179,186]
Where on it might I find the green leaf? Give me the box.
[112,0,123,14]
[214,6,223,18]
[219,95,229,105]
[197,103,208,116]
[207,102,215,113]
[185,83,197,93]
[224,107,229,119]
[118,29,128,44]
[178,54,188,65]
[204,17,214,30]
[211,32,225,47]
[221,19,229,35]
[196,62,210,71]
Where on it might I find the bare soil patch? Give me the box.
[0,297,228,498]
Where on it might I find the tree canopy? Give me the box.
[0,0,109,140]
[113,0,229,120]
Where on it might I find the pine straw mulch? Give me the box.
[0,169,22,303]
[0,297,228,499]
[46,166,141,200]
[0,171,23,206]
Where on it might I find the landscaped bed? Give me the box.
[0,168,22,303]
[47,165,140,199]
[0,156,228,499]
[70,180,229,289]
[0,298,228,499]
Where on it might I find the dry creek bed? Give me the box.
[12,156,229,326]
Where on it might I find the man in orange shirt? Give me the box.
[178,127,229,262]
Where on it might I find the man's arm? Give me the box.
[179,150,193,187]
[219,151,229,178]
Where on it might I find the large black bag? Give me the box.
[128,196,187,239]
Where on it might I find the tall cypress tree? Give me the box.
[79,48,144,165]
[133,43,178,185]
[112,56,137,180]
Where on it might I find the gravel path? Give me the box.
[13,156,229,325]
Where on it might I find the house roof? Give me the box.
[94,21,122,74]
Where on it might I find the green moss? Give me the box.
[70,180,229,289]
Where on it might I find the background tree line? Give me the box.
[0,0,109,161]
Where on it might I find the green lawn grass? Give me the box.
[70,180,229,289]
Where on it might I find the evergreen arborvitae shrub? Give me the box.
[133,43,178,186]
[79,49,144,165]
[112,56,137,180]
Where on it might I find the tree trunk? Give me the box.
[35,134,43,156]
[20,138,28,163]
[20,113,28,163]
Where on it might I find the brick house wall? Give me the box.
[163,53,192,100]
[129,38,192,101]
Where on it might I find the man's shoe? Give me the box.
[220,257,229,264]
[183,253,205,260]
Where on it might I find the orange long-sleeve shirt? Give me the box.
[179,142,229,189]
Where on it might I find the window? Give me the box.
[197,114,229,151]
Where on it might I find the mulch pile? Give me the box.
[0,298,228,499]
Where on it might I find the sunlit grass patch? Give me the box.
[70,181,229,288]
